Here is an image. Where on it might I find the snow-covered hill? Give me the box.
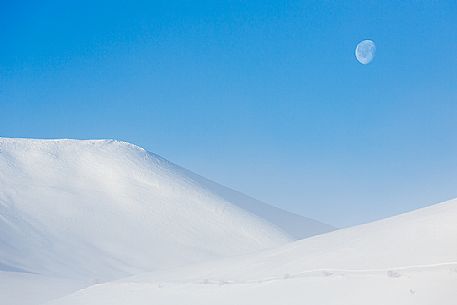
[134,197,457,282]
[0,137,332,282]
[3,137,455,305]
[50,198,457,305]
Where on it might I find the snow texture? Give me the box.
[0,138,330,279]
[1,137,455,305]
[50,198,457,305]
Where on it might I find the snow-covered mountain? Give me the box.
[3,137,455,305]
[50,198,457,305]
[0,137,332,281]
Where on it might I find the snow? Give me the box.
[0,137,331,303]
[0,271,87,305]
[1,137,455,305]
[49,198,457,305]
[131,197,457,283]
[48,264,457,305]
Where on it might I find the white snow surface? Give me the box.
[49,198,457,305]
[49,265,457,305]
[0,271,87,305]
[2,137,456,305]
[0,137,331,282]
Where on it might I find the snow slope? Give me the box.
[48,264,457,305]
[0,271,87,305]
[0,137,332,282]
[135,197,457,282]
[50,198,457,305]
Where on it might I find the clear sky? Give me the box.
[1,1,456,227]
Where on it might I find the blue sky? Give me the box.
[1,1,456,227]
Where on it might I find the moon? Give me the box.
[355,40,376,64]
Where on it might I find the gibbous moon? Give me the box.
[355,40,376,64]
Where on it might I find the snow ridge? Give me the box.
[0,137,331,281]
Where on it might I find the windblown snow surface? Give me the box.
[0,271,87,305]
[50,198,457,305]
[0,137,332,304]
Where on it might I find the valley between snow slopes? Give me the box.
[1,138,456,305]
[50,198,457,305]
